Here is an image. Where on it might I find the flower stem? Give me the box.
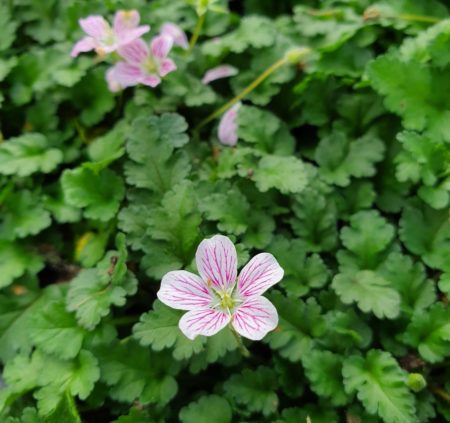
[398,14,441,24]
[230,326,251,358]
[187,13,206,54]
[430,386,450,403]
[195,56,289,130]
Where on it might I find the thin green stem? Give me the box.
[230,326,250,358]
[398,14,441,24]
[187,13,206,55]
[195,56,289,131]
[430,386,450,403]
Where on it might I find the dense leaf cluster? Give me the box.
[0,0,449,422]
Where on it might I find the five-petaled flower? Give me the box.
[109,36,177,88]
[71,11,150,57]
[157,235,284,341]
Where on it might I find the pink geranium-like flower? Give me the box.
[71,11,150,57]
[157,235,284,340]
[202,65,238,84]
[160,22,189,50]
[110,36,177,88]
[218,102,241,146]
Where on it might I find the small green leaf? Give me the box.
[179,395,232,423]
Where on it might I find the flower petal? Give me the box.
[141,74,161,87]
[218,103,240,146]
[160,22,189,49]
[159,58,177,77]
[113,10,140,34]
[151,35,173,59]
[237,253,284,297]
[117,39,148,65]
[105,66,122,92]
[202,65,238,84]
[179,308,231,340]
[71,36,96,57]
[79,16,110,39]
[113,62,143,87]
[232,296,278,340]
[119,26,151,46]
[157,270,213,310]
[196,235,238,290]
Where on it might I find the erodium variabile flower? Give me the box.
[202,65,238,85]
[157,235,284,341]
[218,102,241,146]
[160,22,189,50]
[71,11,150,57]
[110,36,177,88]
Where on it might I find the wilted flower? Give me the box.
[110,36,177,88]
[218,102,241,146]
[202,65,238,84]
[160,22,189,50]
[157,235,284,340]
[71,11,150,57]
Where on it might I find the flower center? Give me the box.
[143,57,157,73]
[219,291,235,310]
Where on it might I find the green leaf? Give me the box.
[276,406,339,423]
[332,270,401,319]
[399,201,450,270]
[0,241,43,288]
[97,340,178,406]
[0,190,52,239]
[179,395,232,423]
[61,167,125,222]
[342,350,417,423]
[0,133,62,176]
[30,301,85,360]
[368,53,450,143]
[67,239,137,330]
[401,303,450,363]
[124,114,190,195]
[224,366,278,416]
[339,210,395,269]
[265,292,326,362]
[133,300,205,361]
[315,130,385,187]
[302,349,350,406]
[45,391,82,423]
[34,350,100,416]
[253,155,308,194]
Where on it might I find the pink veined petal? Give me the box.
[232,296,278,341]
[113,10,140,34]
[158,58,177,77]
[105,66,122,92]
[179,308,231,340]
[160,22,189,49]
[79,16,110,39]
[195,235,238,290]
[201,65,238,84]
[70,36,96,57]
[218,103,240,146]
[157,270,213,310]
[151,35,173,59]
[141,74,161,87]
[237,253,284,297]
[117,39,149,65]
[118,26,151,46]
[113,62,143,87]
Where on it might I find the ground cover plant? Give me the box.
[0,0,449,421]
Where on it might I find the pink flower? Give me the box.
[218,103,241,146]
[160,22,189,50]
[157,235,284,341]
[111,36,177,88]
[71,10,150,57]
[202,65,238,84]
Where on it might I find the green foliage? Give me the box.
[1,0,450,421]
[343,350,417,423]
